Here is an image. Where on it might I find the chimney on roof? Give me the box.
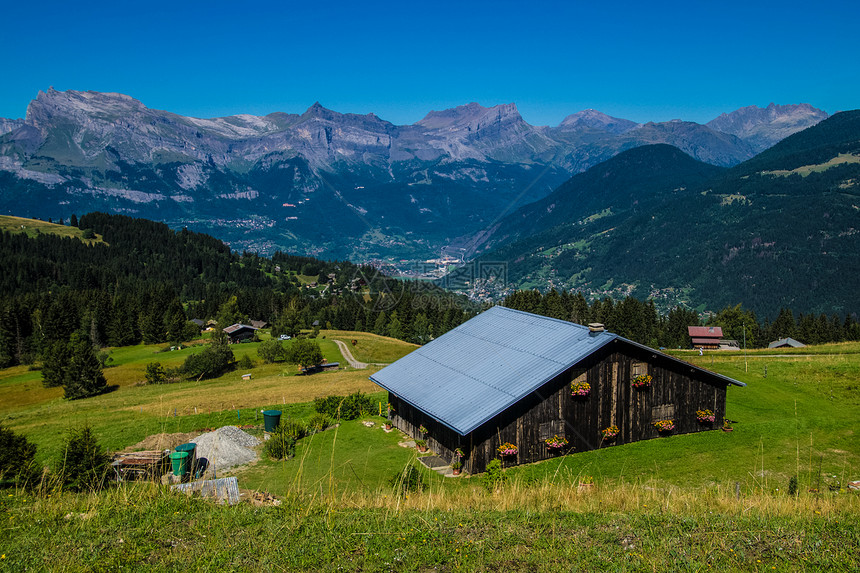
[588,323,605,334]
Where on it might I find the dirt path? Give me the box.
[333,339,369,369]
[333,339,391,369]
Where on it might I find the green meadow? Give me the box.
[0,335,858,571]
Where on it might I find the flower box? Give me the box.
[601,425,619,440]
[544,435,568,450]
[497,442,518,456]
[696,409,716,424]
[654,419,675,433]
[571,381,591,397]
[632,374,653,389]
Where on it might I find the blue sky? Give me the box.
[2,0,857,126]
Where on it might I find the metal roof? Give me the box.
[768,337,806,348]
[688,326,723,338]
[371,305,745,436]
[223,324,258,334]
[370,306,618,435]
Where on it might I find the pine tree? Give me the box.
[373,311,388,336]
[412,313,432,344]
[56,425,111,491]
[164,298,188,342]
[387,312,403,340]
[42,340,72,388]
[62,333,107,400]
[570,292,590,325]
[771,308,796,341]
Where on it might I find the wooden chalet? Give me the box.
[371,306,744,474]
[223,323,258,344]
[688,326,723,350]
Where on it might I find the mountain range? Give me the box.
[0,89,827,260]
[469,110,860,316]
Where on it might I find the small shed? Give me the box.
[768,337,806,349]
[372,306,744,474]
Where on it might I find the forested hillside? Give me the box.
[472,111,860,317]
[0,214,476,368]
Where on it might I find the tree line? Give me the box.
[502,290,860,348]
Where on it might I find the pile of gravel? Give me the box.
[192,426,261,472]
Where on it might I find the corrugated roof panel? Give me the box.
[688,326,723,337]
[371,306,617,435]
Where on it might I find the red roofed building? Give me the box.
[688,326,723,350]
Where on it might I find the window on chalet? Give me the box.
[651,404,675,422]
[539,420,566,440]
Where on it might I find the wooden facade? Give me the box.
[389,338,731,474]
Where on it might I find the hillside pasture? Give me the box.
[0,336,858,499]
[0,336,388,466]
[1,337,859,571]
[325,329,419,364]
[0,214,104,244]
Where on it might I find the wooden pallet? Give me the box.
[112,450,169,481]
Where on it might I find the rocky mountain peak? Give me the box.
[558,109,638,134]
[706,103,828,153]
[302,101,337,119]
[416,102,523,131]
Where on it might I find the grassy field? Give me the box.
[325,330,419,364]
[1,336,859,571]
[0,336,388,466]
[0,214,105,244]
[1,481,857,571]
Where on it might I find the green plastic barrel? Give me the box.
[263,410,282,432]
[175,443,197,474]
[170,451,190,477]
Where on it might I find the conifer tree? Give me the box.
[62,333,107,400]
[42,340,72,388]
[56,425,111,491]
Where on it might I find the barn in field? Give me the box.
[688,326,724,350]
[370,306,744,474]
[223,323,258,344]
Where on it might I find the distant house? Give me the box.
[250,320,268,330]
[688,326,723,350]
[223,324,258,344]
[372,306,744,474]
[768,337,806,349]
[190,319,205,329]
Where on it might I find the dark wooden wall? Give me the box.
[389,338,731,474]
